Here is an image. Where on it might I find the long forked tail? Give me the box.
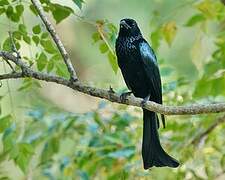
[142,109,179,169]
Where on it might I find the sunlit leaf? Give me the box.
[47,59,54,73]
[40,40,57,54]
[32,24,41,34]
[56,63,70,78]
[41,32,49,39]
[32,35,40,46]
[99,43,108,54]
[0,7,5,15]
[18,24,26,34]
[15,4,24,15]
[41,137,59,163]
[108,51,118,74]
[3,37,11,51]
[150,30,162,51]
[162,21,177,46]
[190,37,204,71]
[92,32,101,43]
[23,35,31,44]
[50,3,74,24]
[196,0,217,19]
[185,14,206,26]
[37,52,48,71]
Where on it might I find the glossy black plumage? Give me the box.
[115,18,179,169]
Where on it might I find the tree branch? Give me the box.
[190,114,225,145]
[2,50,225,116]
[31,0,78,81]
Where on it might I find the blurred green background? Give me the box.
[0,0,225,179]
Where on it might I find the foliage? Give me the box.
[0,0,225,179]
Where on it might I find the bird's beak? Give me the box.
[120,20,130,29]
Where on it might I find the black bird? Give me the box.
[115,18,179,169]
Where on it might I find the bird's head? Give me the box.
[118,18,142,38]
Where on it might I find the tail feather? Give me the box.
[142,109,179,169]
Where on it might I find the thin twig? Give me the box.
[31,0,78,81]
[3,59,15,72]
[2,51,225,116]
[190,114,225,145]
[97,24,115,55]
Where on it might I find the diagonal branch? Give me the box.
[2,50,225,116]
[190,114,225,145]
[31,0,78,81]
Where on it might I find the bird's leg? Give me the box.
[141,94,151,108]
[120,91,132,103]
[108,86,115,94]
[161,114,166,129]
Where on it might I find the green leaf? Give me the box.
[18,24,27,34]
[32,24,41,34]
[14,143,33,173]
[50,53,61,61]
[193,76,225,97]
[162,21,177,46]
[41,137,59,163]
[17,79,32,91]
[15,4,24,15]
[0,8,5,15]
[32,35,40,46]
[185,14,206,27]
[190,37,203,71]
[3,37,11,51]
[19,143,34,155]
[12,143,34,173]
[29,4,38,15]
[220,154,225,168]
[0,115,12,133]
[196,0,217,19]
[72,0,84,9]
[99,43,108,54]
[5,5,13,19]
[150,30,162,51]
[107,23,117,33]
[23,35,31,44]
[107,51,118,74]
[40,40,57,54]
[56,63,70,78]
[0,0,9,6]
[51,4,74,24]
[15,41,20,50]
[10,13,20,22]
[13,31,22,40]
[92,32,101,43]
[15,153,28,173]
[47,60,54,73]
[37,52,48,71]
[41,32,48,39]
[2,126,16,153]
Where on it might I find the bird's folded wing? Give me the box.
[138,41,165,127]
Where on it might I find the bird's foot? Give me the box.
[120,91,132,103]
[141,94,151,108]
[108,86,115,94]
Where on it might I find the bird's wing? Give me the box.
[138,41,162,103]
[138,40,165,128]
